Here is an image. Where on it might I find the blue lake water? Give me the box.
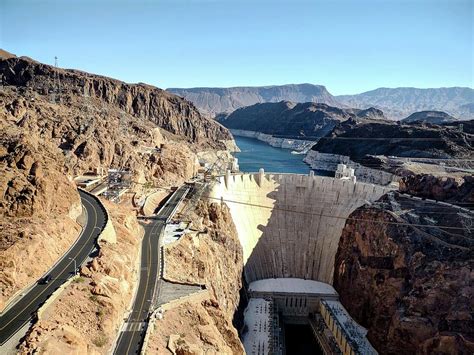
[232,136,311,174]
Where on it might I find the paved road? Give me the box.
[114,186,188,355]
[0,190,106,345]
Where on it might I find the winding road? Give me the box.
[114,186,189,355]
[0,190,106,345]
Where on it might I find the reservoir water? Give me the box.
[233,136,311,174]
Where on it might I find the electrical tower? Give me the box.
[50,56,61,103]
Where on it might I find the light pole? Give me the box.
[69,257,77,276]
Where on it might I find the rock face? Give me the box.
[401,110,457,124]
[311,117,474,161]
[333,191,474,354]
[168,83,343,116]
[337,87,474,120]
[0,56,232,191]
[0,119,82,309]
[147,201,244,354]
[1,56,232,147]
[218,101,386,139]
[399,174,474,208]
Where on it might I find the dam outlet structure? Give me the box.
[207,170,392,354]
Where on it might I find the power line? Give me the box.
[137,182,474,206]
[142,183,471,231]
[202,195,471,231]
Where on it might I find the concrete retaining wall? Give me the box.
[208,173,393,284]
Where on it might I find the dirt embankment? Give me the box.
[146,201,244,354]
[18,200,143,354]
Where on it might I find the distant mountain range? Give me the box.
[337,87,474,120]
[168,84,342,117]
[168,84,474,120]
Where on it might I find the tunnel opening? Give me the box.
[284,323,323,355]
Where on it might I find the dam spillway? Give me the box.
[208,171,393,284]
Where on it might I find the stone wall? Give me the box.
[208,173,393,284]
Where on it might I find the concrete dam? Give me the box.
[208,170,392,284]
[207,170,393,354]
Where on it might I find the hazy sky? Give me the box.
[1,0,473,94]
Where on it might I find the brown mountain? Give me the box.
[217,101,386,138]
[1,55,231,147]
[0,53,234,308]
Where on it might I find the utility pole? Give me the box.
[51,56,61,103]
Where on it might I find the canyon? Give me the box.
[1,50,473,355]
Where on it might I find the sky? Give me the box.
[1,0,473,95]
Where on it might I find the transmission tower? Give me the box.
[50,56,61,103]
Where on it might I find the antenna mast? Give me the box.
[51,56,61,103]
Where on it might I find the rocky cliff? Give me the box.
[337,87,474,120]
[311,118,473,161]
[218,101,386,139]
[168,83,343,117]
[1,55,232,147]
[146,201,244,354]
[333,189,474,354]
[0,116,82,309]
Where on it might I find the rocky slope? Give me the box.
[168,83,343,116]
[0,118,82,310]
[400,174,474,209]
[1,55,232,147]
[333,186,474,354]
[18,201,143,354]
[337,87,474,120]
[218,101,386,139]
[146,201,244,354]
[0,52,234,312]
[401,110,457,124]
[311,117,474,161]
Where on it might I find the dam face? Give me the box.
[208,172,393,284]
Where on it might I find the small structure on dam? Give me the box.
[207,169,389,354]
